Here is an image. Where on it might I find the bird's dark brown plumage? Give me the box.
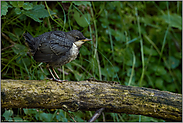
[23,30,91,82]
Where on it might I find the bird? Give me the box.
[23,30,92,82]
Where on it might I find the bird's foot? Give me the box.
[49,78,68,83]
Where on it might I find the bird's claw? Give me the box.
[49,78,68,83]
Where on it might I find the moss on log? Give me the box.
[1,79,182,121]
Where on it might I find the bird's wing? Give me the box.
[33,31,74,62]
[33,50,59,62]
[49,31,74,55]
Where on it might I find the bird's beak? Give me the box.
[74,38,92,47]
[81,38,92,42]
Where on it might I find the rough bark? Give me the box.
[1,79,182,121]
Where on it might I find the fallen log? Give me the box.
[1,79,182,121]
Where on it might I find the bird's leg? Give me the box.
[48,67,56,80]
[46,64,61,82]
[51,67,60,80]
[46,64,67,82]
[48,67,64,83]
[52,67,68,82]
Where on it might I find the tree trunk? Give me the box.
[1,79,182,121]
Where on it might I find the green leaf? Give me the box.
[12,44,28,56]
[165,56,180,69]
[23,4,56,22]
[73,10,91,27]
[162,73,172,83]
[61,1,71,4]
[174,69,182,84]
[143,46,158,56]
[153,65,167,76]
[18,1,24,7]
[14,7,22,15]
[9,1,19,7]
[166,83,176,92]
[74,71,84,81]
[23,2,33,10]
[62,118,68,122]
[23,109,37,115]
[114,56,123,63]
[99,17,109,28]
[127,68,132,77]
[18,14,27,21]
[39,113,53,122]
[112,30,125,42]
[80,46,91,56]
[174,52,182,59]
[2,110,13,121]
[7,32,18,41]
[14,28,24,36]
[72,1,91,6]
[19,57,31,67]
[155,78,164,89]
[1,1,9,16]
[56,110,68,122]
[114,48,130,64]
[13,116,23,122]
[101,66,119,77]
[160,13,182,30]
[39,74,45,80]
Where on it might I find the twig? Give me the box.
[88,108,105,122]
[1,32,16,51]
[1,32,16,44]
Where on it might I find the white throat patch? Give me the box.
[74,41,85,47]
[68,43,79,62]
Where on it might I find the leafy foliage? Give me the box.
[1,1,182,122]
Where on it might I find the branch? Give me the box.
[1,79,182,121]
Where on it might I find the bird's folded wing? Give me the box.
[33,50,59,62]
[33,31,74,62]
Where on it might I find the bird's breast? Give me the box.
[49,43,79,67]
[68,43,79,62]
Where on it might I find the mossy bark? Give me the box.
[1,79,182,121]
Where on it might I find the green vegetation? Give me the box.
[1,1,182,122]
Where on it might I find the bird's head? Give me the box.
[67,30,92,47]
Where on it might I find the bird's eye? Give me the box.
[75,36,80,40]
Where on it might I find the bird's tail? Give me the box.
[23,32,37,54]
